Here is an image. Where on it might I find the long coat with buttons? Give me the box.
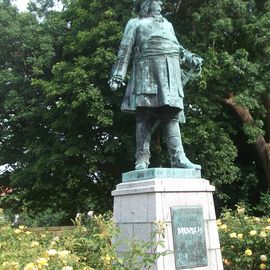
[111,16,194,123]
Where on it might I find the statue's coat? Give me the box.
[112,17,195,123]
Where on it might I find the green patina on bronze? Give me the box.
[170,206,208,269]
[109,0,203,171]
[122,168,201,182]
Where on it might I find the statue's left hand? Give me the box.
[192,56,203,72]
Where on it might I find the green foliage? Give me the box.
[0,208,5,225]
[168,0,270,207]
[0,213,167,270]
[15,208,68,228]
[218,206,270,269]
[252,193,270,216]
[1,0,270,220]
[0,0,134,221]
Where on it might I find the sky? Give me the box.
[11,0,63,12]
[12,0,29,11]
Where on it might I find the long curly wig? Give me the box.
[135,0,157,18]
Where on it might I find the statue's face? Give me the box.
[149,0,163,16]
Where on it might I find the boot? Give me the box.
[166,135,201,169]
[135,109,152,170]
[161,113,201,170]
[135,151,150,170]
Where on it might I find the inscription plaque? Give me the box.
[170,206,208,269]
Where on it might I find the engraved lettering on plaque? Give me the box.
[170,206,208,269]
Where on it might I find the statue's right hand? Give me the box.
[108,77,124,92]
[110,81,119,92]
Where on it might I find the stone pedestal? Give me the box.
[112,168,224,270]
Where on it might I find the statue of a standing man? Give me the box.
[109,0,203,170]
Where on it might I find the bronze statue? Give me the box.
[109,0,203,170]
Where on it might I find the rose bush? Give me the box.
[0,213,167,270]
[218,206,270,270]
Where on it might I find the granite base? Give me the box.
[112,168,224,270]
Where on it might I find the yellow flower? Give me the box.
[41,234,47,238]
[267,218,270,223]
[220,224,227,230]
[47,249,57,256]
[25,231,32,235]
[36,258,48,267]
[102,255,111,265]
[229,232,237,238]
[2,262,20,270]
[73,255,80,262]
[58,250,71,259]
[254,217,261,222]
[264,226,270,231]
[245,249,252,256]
[50,241,57,246]
[2,262,9,269]
[216,219,222,226]
[11,262,19,269]
[19,225,26,230]
[154,220,167,233]
[260,263,267,270]
[237,233,243,239]
[30,241,40,248]
[249,230,257,236]
[83,267,95,270]
[237,207,245,214]
[259,231,267,238]
[260,255,267,262]
[24,262,38,270]
[81,226,88,232]
[52,236,60,242]
[14,229,22,234]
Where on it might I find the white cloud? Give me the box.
[12,0,29,12]
[11,0,63,12]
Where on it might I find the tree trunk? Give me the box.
[223,96,270,189]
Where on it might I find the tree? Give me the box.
[168,0,270,207]
[0,1,69,222]
[1,0,270,224]
[28,0,136,216]
[0,0,135,223]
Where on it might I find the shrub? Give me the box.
[1,201,69,227]
[12,208,69,227]
[0,212,167,270]
[218,206,270,270]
